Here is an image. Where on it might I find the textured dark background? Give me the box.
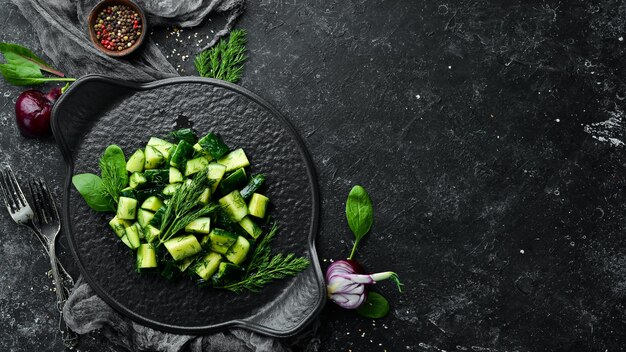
[2,0,626,351]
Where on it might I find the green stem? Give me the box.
[36,77,76,83]
[348,239,360,260]
[370,271,404,293]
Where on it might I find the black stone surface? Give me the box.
[2,0,626,351]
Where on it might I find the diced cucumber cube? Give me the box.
[177,257,195,272]
[137,243,157,268]
[135,223,144,240]
[169,167,184,183]
[198,187,211,205]
[207,163,226,193]
[209,228,238,254]
[162,183,181,196]
[147,137,176,159]
[163,234,202,261]
[141,196,163,212]
[116,197,137,220]
[144,146,165,169]
[238,216,262,239]
[124,224,141,249]
[185,157,209,176]
[192,143,207,155]
[198,132,230,159]
[217,148,250,172]
[150,207,166,227]
[143,225,161,243]
[170,140,193,168]
[225,236,250,265]
[129,172,147,189]
[194,252,222,280]
[185,217,211,234]
[120,234,133,248]
[109,216,132,238]
[218,168,248,195]
[136,208,155,227]
[200,234,210,248]
[240,174,266,200]
[126,149,145,173]
[248,193,269,218]
[219,190,248,222]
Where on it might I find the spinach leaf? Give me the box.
[0,42,76,86]
[356,291,389,319]
[101,145,128,184]
[99,145,128,203]
[0,43,63,76]
[346,185,373,259]
[72,173,114,212]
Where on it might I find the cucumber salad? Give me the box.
[73,128,309,292]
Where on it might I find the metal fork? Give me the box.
[0,166,74,287]
[29,177,79,348]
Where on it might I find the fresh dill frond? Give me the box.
[245,223,279,276]
[218,223,310,293]
[195,29,247,83]
[221,254,310,293]
[158,169,219,245]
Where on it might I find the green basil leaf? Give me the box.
[346,185,373,240]
[72,173,114,212]
[356,292,389,319]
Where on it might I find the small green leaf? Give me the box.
[0,63,74,86]
[72,173,114,212]
[99,145,129,203]
[356,292,389,319]
[0,43,56,74]
[346,185,373,259]
[101,145,128,185]
[0,43,75,86]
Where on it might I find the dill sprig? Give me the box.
[195,29,247,83]
[158,169,219,245]
[219,224,310,293]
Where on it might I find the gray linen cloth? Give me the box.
[9,0,300,350]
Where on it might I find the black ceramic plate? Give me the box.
[51,75,325,336]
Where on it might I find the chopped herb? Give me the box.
[194,29,247,83]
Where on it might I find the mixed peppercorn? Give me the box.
[93,5,142,52]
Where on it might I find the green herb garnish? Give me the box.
[0,42,76,86]
[194,29,247,83]
[158,169,219,244]
[99,145,128,205]
[71,173,115,212]
[72,145,128,211]
[218,224,310,293]
[355,292,389,318]
[345,185,373,260]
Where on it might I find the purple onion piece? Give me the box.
[325,259,403,310]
